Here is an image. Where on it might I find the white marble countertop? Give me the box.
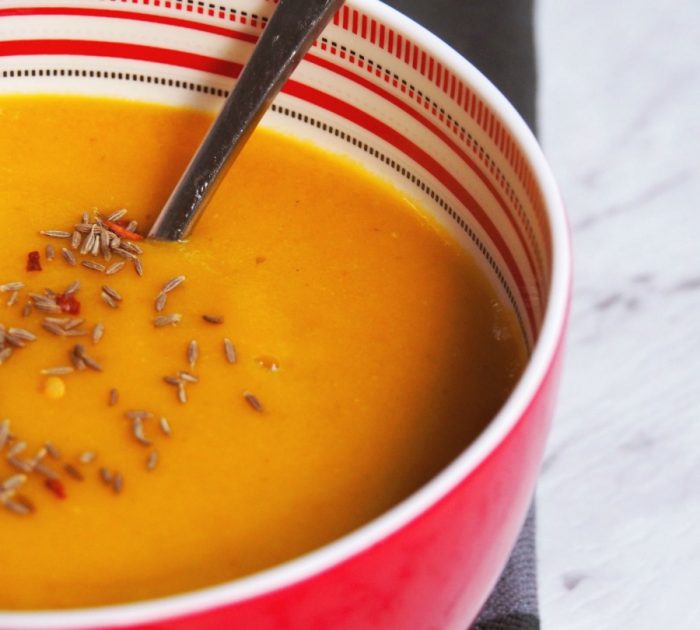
[535,1,700,628]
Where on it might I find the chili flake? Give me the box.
[26,251,42,272]
[103,219,144,241]
[44,478,67,500]
[56,292,81,315]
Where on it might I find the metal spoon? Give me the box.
[148,0,345,241]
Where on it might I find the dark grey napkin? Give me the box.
[473,504,540,629]
[381,2,540,628]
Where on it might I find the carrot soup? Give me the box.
[0,96,526,609]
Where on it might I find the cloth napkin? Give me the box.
[473,504,540,629]
[381,2,540,627]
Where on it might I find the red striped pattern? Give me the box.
[0,1,549,337]
[307,51,545,299]
[355,6,547,251]
[312,40,547,288]
[0,39,241,77]
[96,0,546,244]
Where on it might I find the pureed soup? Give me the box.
[0,96,526,609]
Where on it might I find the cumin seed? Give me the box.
[7,441,27,458]
[153,313,182,328]
[33,462,59,480]
[99,467,112,485]
[8,327,36,342]
[32,446,48,463]
[202,314,224,325]
[65,329,88,338]
[178,371,198,384]
[79,450,96,464]
[0,419,10,449]
[107,208,127,221]
[14,494,36,513]
[91,232,101,257]
[61,248,77,266]
[159,417,172,437]
[0,474,26,492]
[82,355,102,372]
[4,333,25,348]
[131,418,151,447]
[105,261,125,276]
[64,280,81,295]
[64,318,85,331]
[101,285,123,302]
[187,339,198,369]
[92,323,105,344]
[100,228,111,260]
[3,498,32,516]
[0,282,24,293]
[146,450,159,471]
[177,382,187,404]
[155,292,167,313]
[63,463,84,481]
[80,229,95,256]
[125,410,152,420]
[72,345,102,372]
[74,223,92,234]
[70,352,86,371]
[30,292,60,313]
[243,391,264,413]
[223,338,237,364]
[162,275,185,294]
[82,260,106,273]
[7,457,32,473]
[41,366,74,376]
[122,241,143,255]
[100,291,119,309]
[113,247,135,260]
[40,316,66,325]
[42,321,66,336]
[112,472,124,494]
[44,442,61,459]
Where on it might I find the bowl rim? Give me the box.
[0,0,571,626]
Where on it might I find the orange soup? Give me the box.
[0,96,526,609]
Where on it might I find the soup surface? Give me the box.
[0,96,525,609]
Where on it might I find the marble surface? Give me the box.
[535,1,700,628]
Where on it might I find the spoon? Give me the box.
[148,0,345,241]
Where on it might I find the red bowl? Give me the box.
[0,1,570,627]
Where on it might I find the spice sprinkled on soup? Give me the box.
[0,96,526,609]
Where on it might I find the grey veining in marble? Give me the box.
[536,1,700,628]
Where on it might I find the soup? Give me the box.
[0,96,525,609]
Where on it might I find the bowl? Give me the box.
[0,1,570,628]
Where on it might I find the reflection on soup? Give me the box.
[0,96,526,609]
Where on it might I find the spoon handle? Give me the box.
[148,0,345,241]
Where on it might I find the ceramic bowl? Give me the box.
[0,1,570,628]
